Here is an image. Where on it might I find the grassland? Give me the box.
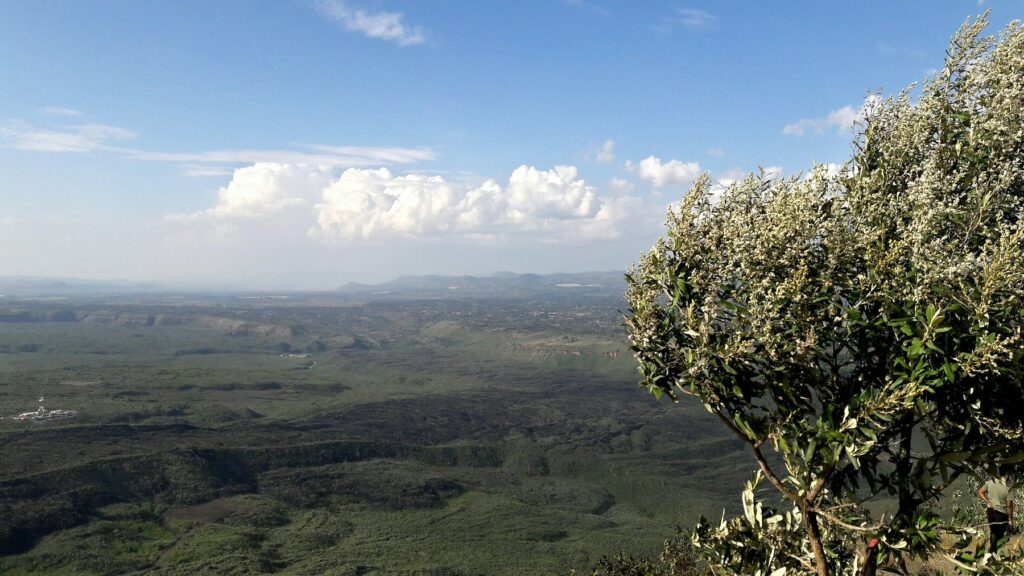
[0,290,750,575]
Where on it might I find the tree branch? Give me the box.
[710,405,804,504]
[753,444,803,503]
[924,468,964,501]
[812,507,885,533]
[807,465,835,503]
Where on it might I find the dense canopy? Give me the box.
[626,15,1024,576]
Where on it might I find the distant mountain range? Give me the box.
[0,276,167,297]
[337,271,627,299]
[0,272,627,299]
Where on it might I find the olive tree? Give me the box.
[625,15,1024,576]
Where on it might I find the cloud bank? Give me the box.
[172,163,656,244]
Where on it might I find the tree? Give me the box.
[625,15,1024,576]
[582,532,707,576]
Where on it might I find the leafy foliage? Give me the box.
[626,14,1024,576]
[583,531,707,576]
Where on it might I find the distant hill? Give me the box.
[0,272,627,300]
[0,276,167,297]
[337,271,626,299]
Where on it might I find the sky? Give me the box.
[1,1,1021,289]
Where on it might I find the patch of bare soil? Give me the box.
[907,534,1023,575]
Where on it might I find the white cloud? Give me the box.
[800,163,846,181]
[628,155,702,188]
[0,117,434,169]
[314,168,468,238]
[211,163,333,219]
[315,165,606,241]
[128,144,434,167]
[170,163,654,244]
[782,106,858,137]
[316,0,425,46]
[709,167,782,190]
[0,121,135,152]
[589,139,615,164]
[38,106,83,117]
[714,168,745,188]
[707,147,725,157]
[782,96,882,137]
[607,177,635,196]
[182,165,235,177]
[821,163,842,178]
[503,165,597,222]
[168,163,335,221]
[674,8,717,29]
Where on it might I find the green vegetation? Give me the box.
[626,15,1024,576]
[0,285,749,574]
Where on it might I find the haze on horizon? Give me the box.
[1,1,1017,290]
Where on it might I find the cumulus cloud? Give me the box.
[782,106,858,137]
[316,0,425,46]
[820,163,842,178]
[195,163,335,219]
[0,121,135,152]
[708,167,784,191]
[607,177,635,196]
[171,163,651,243]
[314,168,470,239]
[503,165,597,222]
[799,163,847,181]
[714,168,745,188]
[314,165,607,241]
[627,155,702,188]
[782,97,881,137]
[588,139,615,164]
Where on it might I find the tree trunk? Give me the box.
[861,538,879,576]
[803,505,830,576]
[895,416,914,519]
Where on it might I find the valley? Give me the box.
[0,279,750,575]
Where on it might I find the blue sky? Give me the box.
[1,1,1020,288]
